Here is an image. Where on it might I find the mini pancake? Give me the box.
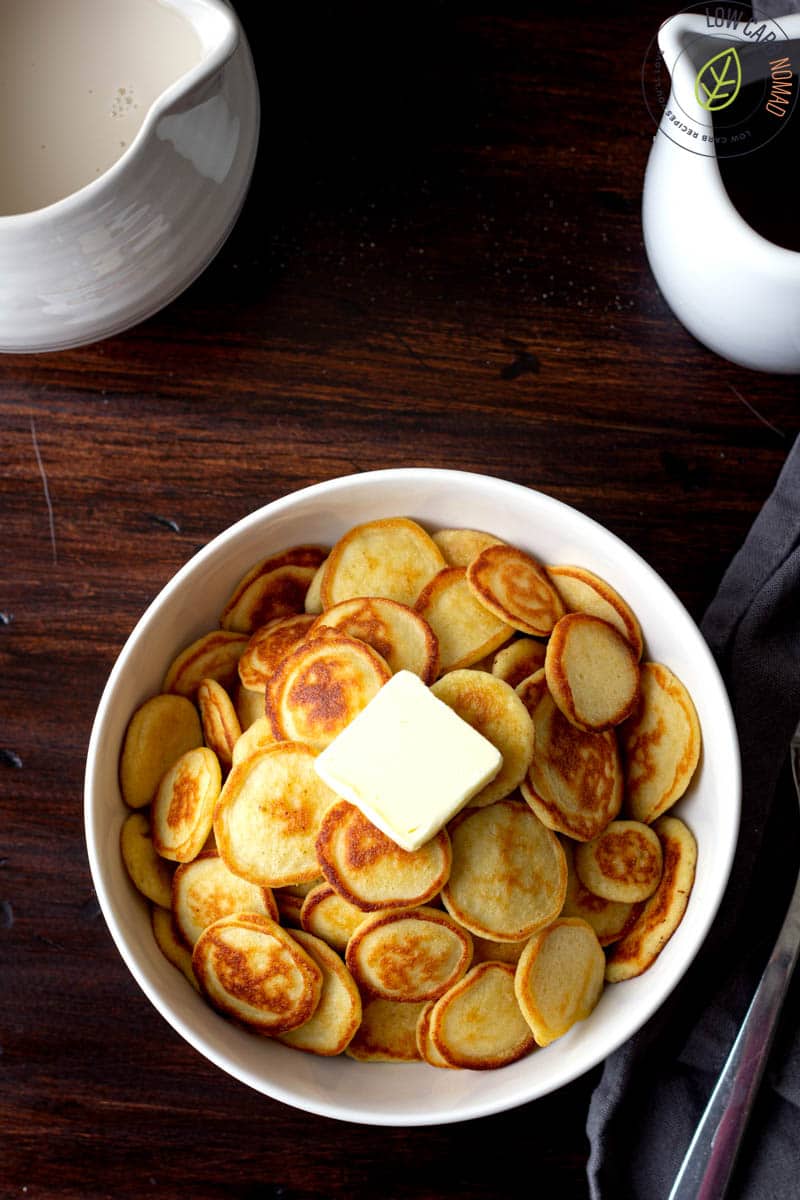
[151,904,199,989]
[428,961,535,1069]
[345,998,426,1062]
[560,838,638,947]
[310,597,439,684]
[518,669,623,842]
[415,567,513,674]
[321,517,446,610]
[491,637,547,689]
[237,614,316,693]
[431,527,505,568]
[151,746,221,862]
[277,929,362,1056]
[315,800,452,912]
[345,906,472,1002]
[430,669,534,806]
[442,799,566,942]
[197,677,241,770]
[416,1002,459,1068]
[466,544,564,636]
[235,682,266,730]
[547,564,644,659]
[470,933,529,966]
[172,849,279,947]
[162,630,249,697]
[119,693,203,809]
[620,661,702,824]
[219,545,328,634]
[214,743,338,887]
[300,882,367,953]
[304,558,327,614]
[231,716,276,767]
[575,819,663,903]
[192,912,323,1033]
[545,613,641,732]
[120,811,174,907]
[266,634,391,752]
[514,917,606,1046]
[605,815,697,982]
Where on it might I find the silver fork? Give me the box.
[668,716,800,1200]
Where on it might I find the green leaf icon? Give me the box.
[695,46,742,111]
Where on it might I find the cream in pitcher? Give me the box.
[0,0,203,215]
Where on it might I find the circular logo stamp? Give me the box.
[642,3,798,157]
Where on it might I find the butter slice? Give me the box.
[313,670,502,851]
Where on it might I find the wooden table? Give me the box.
[2,5,798,1197]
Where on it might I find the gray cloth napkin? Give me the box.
[586,434,800,1199]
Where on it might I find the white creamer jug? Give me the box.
[0,0,259,353]
[642,11,800,373]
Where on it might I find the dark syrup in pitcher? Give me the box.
[714,73,800,252]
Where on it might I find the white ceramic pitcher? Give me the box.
[0,0,259,353]
[642,11,800,373]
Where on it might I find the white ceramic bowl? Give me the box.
[84,468,740,1125]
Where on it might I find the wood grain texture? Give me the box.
[1,4,798,1198]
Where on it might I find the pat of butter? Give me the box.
[313,670,502,851]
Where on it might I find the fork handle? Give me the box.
[668,868,800,1200]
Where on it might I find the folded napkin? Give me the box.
[587,434,800,1199]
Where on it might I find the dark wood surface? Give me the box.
[2,6,798,1198]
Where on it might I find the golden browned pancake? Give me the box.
[470,933,530,966]
[545,613,640,732]
[345,998,427,1062]
[231,716,276,767]
[197,677,241,770]
[219,545,328,634]
[151,746,222,862]
[151,904,198,989]
[431,669,534,806]
[214,743,338,887]
[162,630,249,697]
[237,614,316,693]
[514,917,605,1046]
[466,544,564,636]
[574,819,663,903]
[119,693,203,809]
[315,800,452,911]
[491,637,547,689]
[442,799,566,942]
[171,849,278,947]
[120,811,174,907]
[192,912,323,1033]
[304,558,327,614]
[300,882,367,953]
[547,564,644,659]
[277,929,362,1056]
[321,517,446,609]
[431,527,505,568]
[559,838,638,946]
[518,669,623,841]
[311,596,439,684]
[428,962,535,1069]
[605,815,697,982]
[415,567,513,674]
[620,662,702,824]
[416,1001,459,1068]
[266,633,391,752]
[235,682,266,730]
[345,906,472,1002]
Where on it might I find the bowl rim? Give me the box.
[84,466,741,1125]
